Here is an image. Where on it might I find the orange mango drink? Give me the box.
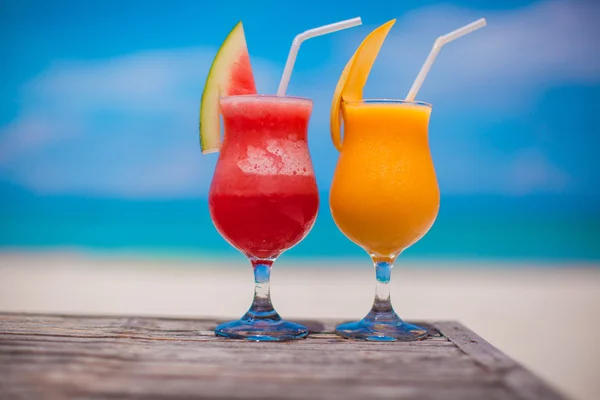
[330,100,439,257]
[328,16,485,341]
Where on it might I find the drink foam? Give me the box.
[237,138,312,176]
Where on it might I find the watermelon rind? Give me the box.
[199,21,256,154]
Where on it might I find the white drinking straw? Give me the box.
[405,18,487,101]
[277,17,362,96]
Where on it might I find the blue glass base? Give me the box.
[335,314,428,342]
[215,262,308,341]
[215,317,309,341]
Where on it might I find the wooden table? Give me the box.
[0,313,566,400]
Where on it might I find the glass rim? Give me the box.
[220,94,312,104]
[343,98,432,108]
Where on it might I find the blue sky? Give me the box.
[1,0,599,203]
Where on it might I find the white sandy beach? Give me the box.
[0,252,598,400]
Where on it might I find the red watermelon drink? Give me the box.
[199,19,360,341]
[209,96,318,260]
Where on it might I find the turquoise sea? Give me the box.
[1,183,598,263]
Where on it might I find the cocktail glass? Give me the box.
[330,99,439,341]
[209,95,319,341]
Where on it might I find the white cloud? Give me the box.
[16,143,218,198]
[504,148,569,195]
[359,0,600,110]
[431,142,571,196]
[0,49,208,166]
[0,115,79,163]
[25,49,280,114]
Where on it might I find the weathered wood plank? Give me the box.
[503,368,568,400]
[434,321,516,371]
[2,364,496,388]
[1,381,517,400]
[434,321,568,400]
[0,313,567,400]
[0,313,444,341]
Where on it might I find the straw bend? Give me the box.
[277,17,362,96]
[439,18,486,46]
[406,18,487,101]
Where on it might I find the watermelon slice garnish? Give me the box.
[199,21,257,154]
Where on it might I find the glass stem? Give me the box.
[373,260,394,313]
[244,259,280,321]
[365,256,402,323]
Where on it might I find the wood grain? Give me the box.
[0,313,567,400]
